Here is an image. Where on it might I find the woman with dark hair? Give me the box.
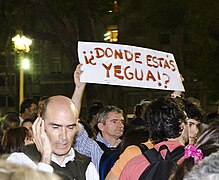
[1,112,20,130]
[1,126,33,154]
[170,120,219,180]
[0,112,20,152]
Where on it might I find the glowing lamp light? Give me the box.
[12,34,32,52]
[21,58,30,70]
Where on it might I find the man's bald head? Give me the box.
[40,95,78,120]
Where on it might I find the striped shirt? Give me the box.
[74,125,121,171]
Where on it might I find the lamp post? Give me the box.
[12,34,32,106]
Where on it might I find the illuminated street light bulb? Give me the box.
[21,58,30,70]
[12,34,32,52]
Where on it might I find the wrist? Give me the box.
[40,153,51,164]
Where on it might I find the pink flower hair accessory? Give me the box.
[184,144,204,164]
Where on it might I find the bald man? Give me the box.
[7,95,99,180]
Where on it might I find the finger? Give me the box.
[40,119,45,135]
[77,63,83,69]
[77,64,84,72]
[33,117,43,145]
[32,117,41,136]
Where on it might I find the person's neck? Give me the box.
[102,134,120,147]
[53,154,66,164]
[176,136,186,146]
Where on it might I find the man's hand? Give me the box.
[32,117,52,164]
[74,64,86,89]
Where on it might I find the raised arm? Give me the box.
[71,64,86,117]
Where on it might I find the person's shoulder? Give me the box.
[7,152,33,163]
[117,145,142,163]
[74,149,91,163]
[130,117,146,126]
[120,153,149,179]
[124,145,142,154]
[126,153,147,166]
[86,161,100,180]
[154,140,183,152]
[121,142,153,159]
[23,143,41,162]
[143,141,154,149]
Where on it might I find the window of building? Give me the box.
[104,25,118,42]
[0,97,6,107]
[0,73,6,85]
[52,60,61,73]
[0,96,15,107]
[8,97,15,107]
[0,56,6,67]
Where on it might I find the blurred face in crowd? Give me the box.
[27,103,38,120]
[187,118,201,144]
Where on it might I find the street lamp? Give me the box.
[12,34,32,106]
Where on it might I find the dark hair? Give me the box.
[39,97,51,118]
[96,105,124,125]
[170,120,219,180]
[1,112,20,131]
[202,112,219,125]
[134,100,151,117]
[20,99,37,113]
[134,104,142,117]
[87,101,104,124]
[1,127,31,154]
[183,98,205,122]
[120,126,150,153]
[144,96,186,144]
[39,96,49,102]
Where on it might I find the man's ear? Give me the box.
[181,122,185,128]
[97,123,104,131]
[180,122,186,131]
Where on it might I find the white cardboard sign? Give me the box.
[77,41,185,91]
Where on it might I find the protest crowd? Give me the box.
[0,62,218,180]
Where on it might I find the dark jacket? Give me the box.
[23,144,91,180]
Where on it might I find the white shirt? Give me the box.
[7,148,99,180]
[19,116,24,125]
